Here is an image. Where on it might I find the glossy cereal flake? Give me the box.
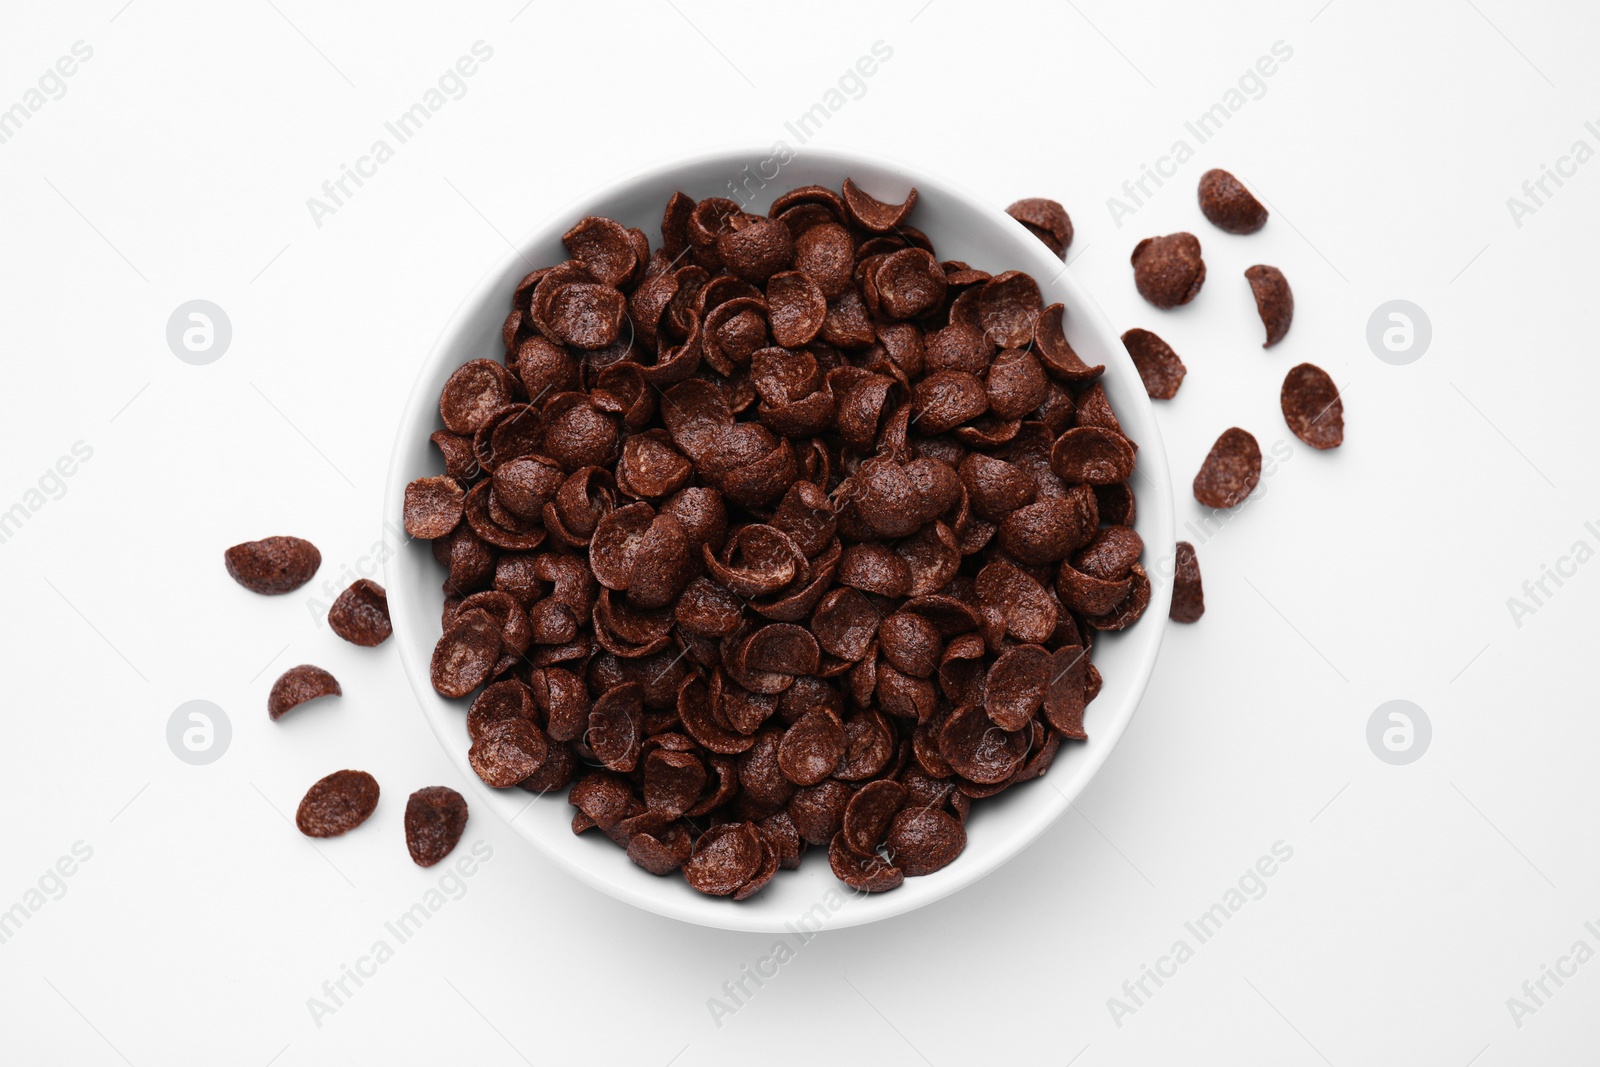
[1193,428,1262,509]
[1281,362,1342,449]
[404,786,469,866]
[268,665,341,720]
[225,536,321,595]
[1131,232,1205,309]
[328,579,392,646]
[1246,265,1294,348]
[296,770,379,838]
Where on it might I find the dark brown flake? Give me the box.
[1280,362,1342,449]
[296,770,379,837]
[268,665,341,720]
[404,786,468,866]
[1131,232,1205,309]
[225,536,321,595]
[328,579,391,646]
[1170,541,1205,623]
[1245,264,1293,347]
[1193,427,1262,509]
[1197,169,1268,234]
[1120,328,1186,400]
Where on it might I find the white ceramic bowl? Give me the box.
[386,146,1172,932]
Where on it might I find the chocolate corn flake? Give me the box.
[938,703,1028,784]
[269,664,341,720]
[404,786,468,867]
[913,370,988,434]
[1073,525,1144,582]
[778,709,847,786]
[328,579,391,647]
[616,433,691,501]
[985,348,1048,419]
[820,288,877,350]
[548,283,628,350]
[563,216,641,288]
[1081,563,1151,633]
[788,780,851,845]
[296,770,379,838]
[1120,328,1186,400]
[519,741,577,796]
[1281,363,1343,450]
[998,493,1097,565]
[878,611,942,678]
[760,811,805,870]
[466,679,535,740]
[769,184,848,225]
[1044,644,1088,739]
[926,322,990,376]
[961,452,1036,521]
[1170,541,1205,624]
[1245,264,1293,348]
[1131,232,1206,309]
[843,779,907,855]
[406,181,1149,900]
[643,748,705,817]
[717,214,794,283]
[984,644,1050,731]
[1056,559,1133,617]
[225,536,321,595]
[684,821,764,896]
[1049,427,1137,486]
[841,178,918,233]
[1006,198,1073,259]
[587,682,644,772]
[886,806,966,876]
[1198,169,1268,234]
[792,222,855,299]
[440,359,513,434]
[515,336,578,402]
[1193,427,1262,509]
[765,270,827,347]
[661,191,694,258]
[431,608,503,699]
[678,675,756,755]
[872,248,947,320]
[812,586,884,661]
[430,430,480,483]
[976,560,1058,644]
[829,832,904,893]
[405,476,467,540]
[1083,483,1127,529]
[1033,303,1104,384]
[978,271,1043,348]
[627,823,694,876]
[469,718,549,788]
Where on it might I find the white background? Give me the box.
[2,0,1596,1063]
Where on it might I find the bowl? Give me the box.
[385,146,1172,932]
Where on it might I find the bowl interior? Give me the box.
[385,146,1172,932]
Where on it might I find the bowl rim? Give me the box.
[384,144,1173,932]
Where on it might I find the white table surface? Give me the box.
[2,1,1595,1063]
